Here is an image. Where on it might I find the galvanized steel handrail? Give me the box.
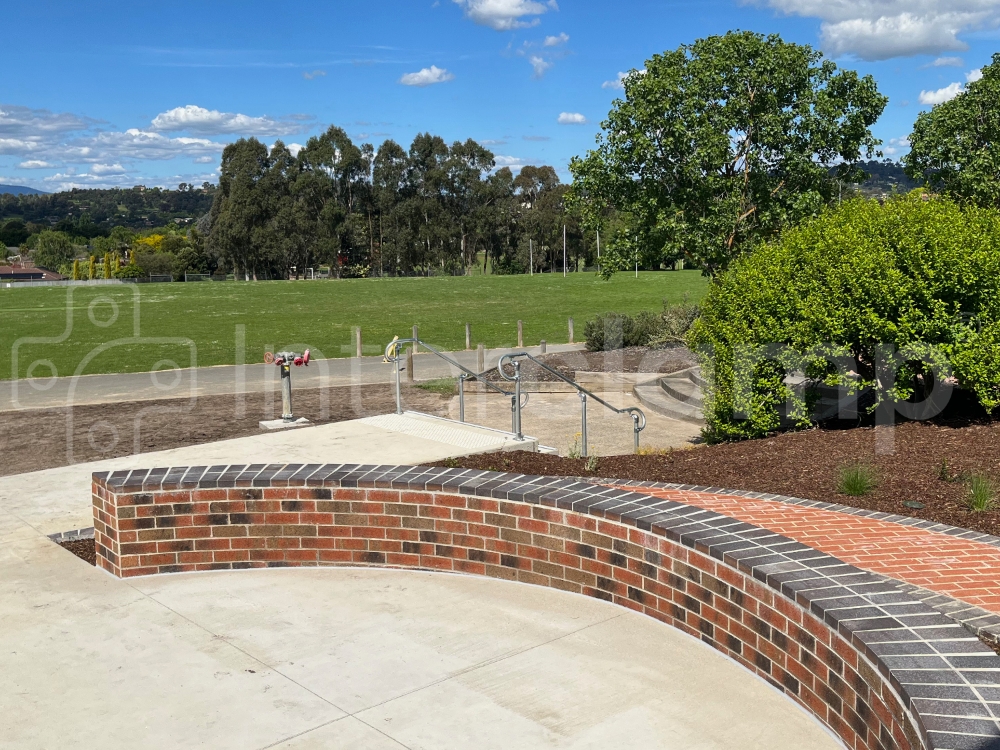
[383,338,520,432]
[497,352,646,454]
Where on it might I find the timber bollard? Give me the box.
[465,323,471,350]
[407,347,414,382]
[354,327,362,358]
[568,317,574,344]
[517,320,523,348]
[477,343,485,373]
[412,325,419,353]
[540,339,546,354]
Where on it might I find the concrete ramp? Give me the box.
[359,411,537,453]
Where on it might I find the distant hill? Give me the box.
[0,184,47,196]
[0,184,216,231]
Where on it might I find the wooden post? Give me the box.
[477,343,485,373]
[406,347,414,382]
[568,317,574,344]
[540,339,546,354]
[465,323,471,350]
[354,326,362,358]
[412,324,419,352]
[517,320,523,348]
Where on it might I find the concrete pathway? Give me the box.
[451,390,702,456]
[0,419,840,749]
[0,344,582,412]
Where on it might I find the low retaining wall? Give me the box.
[92,464,1000,750]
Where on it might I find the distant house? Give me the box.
[0,259,65,281]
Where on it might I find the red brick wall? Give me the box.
[93,478,922,750]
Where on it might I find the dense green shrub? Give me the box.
[585,301,699,351]
[688,194,1000,442]
[113,263,144,279]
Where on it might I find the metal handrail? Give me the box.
[384,338,523,433]
[498,352,646,454]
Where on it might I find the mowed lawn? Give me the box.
[0,271,709,380]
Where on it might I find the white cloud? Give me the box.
[150,105,305,136]
[399,65,455,86]
[750,0,1000,60]
[481,139,508,145]
[528,56,552,77]
[602,72,628,90]
[918,68,985,106]
[557,112,587,125]
[929,56,964,67]
[17,160,53,169]
[602,69,646,90]
[544,32,569,46]
[193,156,215,164]
[882,136,911,156]
[0,104,95,137]
[302,70,326,80]
[919,81,964,104]
[90,163,126,175]
[452,0,554,30]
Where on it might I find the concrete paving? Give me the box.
[0,344,583,412]
[0,415,838,750]
[451,389,703,457]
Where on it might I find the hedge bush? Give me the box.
[688,194,1000,442]
[584,301,699,351]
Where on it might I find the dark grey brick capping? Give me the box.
[94,463,1000,750]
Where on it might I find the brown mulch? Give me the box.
[428,421,1000,537]
[480,346,698,383]
[0,384,451,477]
[59,539,97,565]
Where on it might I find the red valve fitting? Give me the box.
[302,349,310,365]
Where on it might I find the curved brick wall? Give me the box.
[92,464,1000,750]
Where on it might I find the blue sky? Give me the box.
[2,0,998,192]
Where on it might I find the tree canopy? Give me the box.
[570,31,887,275]
[905,53,1000,209]
[209,127,586,280]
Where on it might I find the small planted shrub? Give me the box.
[967,474,997,512]
[837,463,877,496]
[584,299,700,352]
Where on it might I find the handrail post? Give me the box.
[632,412,640,452]
[513,360,522,440]
[580,391,588,458]
[395,355,402,415]
[458,374,466,423]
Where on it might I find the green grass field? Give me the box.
[0,272,709,380]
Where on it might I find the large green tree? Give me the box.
[570,31,887,275]
[31,230,75,271]
[905,54,1000,208]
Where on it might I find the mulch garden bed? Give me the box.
[59,539,97,566]
[479,346,697,383]
[0,383,451,476]
[428,420,1000,537]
